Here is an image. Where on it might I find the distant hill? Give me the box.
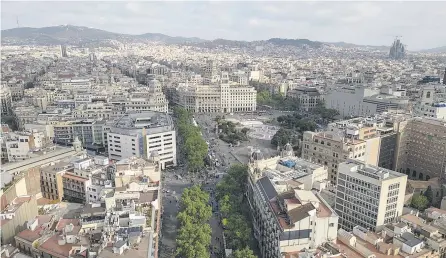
[0,24,409,51]
[325,41,389,50]
[0,25,326,49]
[1,25,205,46]
[420,46,446,53]
[266,38,323,48]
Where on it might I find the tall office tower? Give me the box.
[60,45,68,57]
[335,159,407,232]
[202,59,218,84]
[389,38,406,60]
[89,52,97,63]
[443,68,446,85]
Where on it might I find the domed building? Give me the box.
[281,143,294,158]
[250,149,264,163]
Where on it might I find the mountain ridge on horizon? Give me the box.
[1,24,445,52]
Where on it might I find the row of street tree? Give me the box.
[216,164,257,258]
[176,186,212,258]
[173,107,208,172]
[256,90,300,111]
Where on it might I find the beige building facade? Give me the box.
[335,159,407,232]
[302,131,367,185]
[175,72,257,113]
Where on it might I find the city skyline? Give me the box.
[1,1,446,50]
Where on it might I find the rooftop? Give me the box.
[113,111,172,129]
[339,159,407,181]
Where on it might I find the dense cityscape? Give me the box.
[1,8,446,258]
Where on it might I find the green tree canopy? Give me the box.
[423,186,434,205]
[411,194,430,211]
[226,214,252,250]
[271,128,299,148]
[313,102,339,122]
[216,165,254,251]
[176,222,212,258]
[178,186,212,224]
[173,107,208,172]
[232,247,257,258]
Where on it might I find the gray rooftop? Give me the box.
[110,111,174,136]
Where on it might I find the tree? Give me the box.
[216,164,248,201]
[219,194,234,217]
[424,186,434,205]
[174,107,208,172]
[176,222,212,258]
[271,128,298,148]
[178,186,212,224]
[411,194,429,211]
[313,102,339,122]
[232,247,257,258]
[256,90,272,104]
[176,185,212,258]
[216,165,254,250]
[226,214,252,250]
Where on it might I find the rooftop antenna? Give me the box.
[16,16,20,28]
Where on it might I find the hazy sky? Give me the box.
[1,1,446,50]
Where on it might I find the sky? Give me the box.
[1,1,446,50]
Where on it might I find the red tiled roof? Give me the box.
[16,229,41,243]
[16,215,54,243]
[38,235,73,258]
[62,173,88,182]
[56,219,80,232]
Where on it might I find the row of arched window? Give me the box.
[401,168,431,181]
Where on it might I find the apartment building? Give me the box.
[246,148,338,258]
[60,78,91,91]
[124,94,169,113]
[72,102,114,120]
[108,112,176,169]
[53,119,108,148]
[5,79,25,101]
[40,161,73,201]
[61,158,97,203]
[302,113,409,184]
[0,195,38,244]
[396,117,446,181]
[1,84,12,116]
[302,130,367,185]
[1,129,46,162]
[287,87,325,111]
[414,86,446,120]
[335,159,407,232]
[1,140,86,188]
[174,72,257,113]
